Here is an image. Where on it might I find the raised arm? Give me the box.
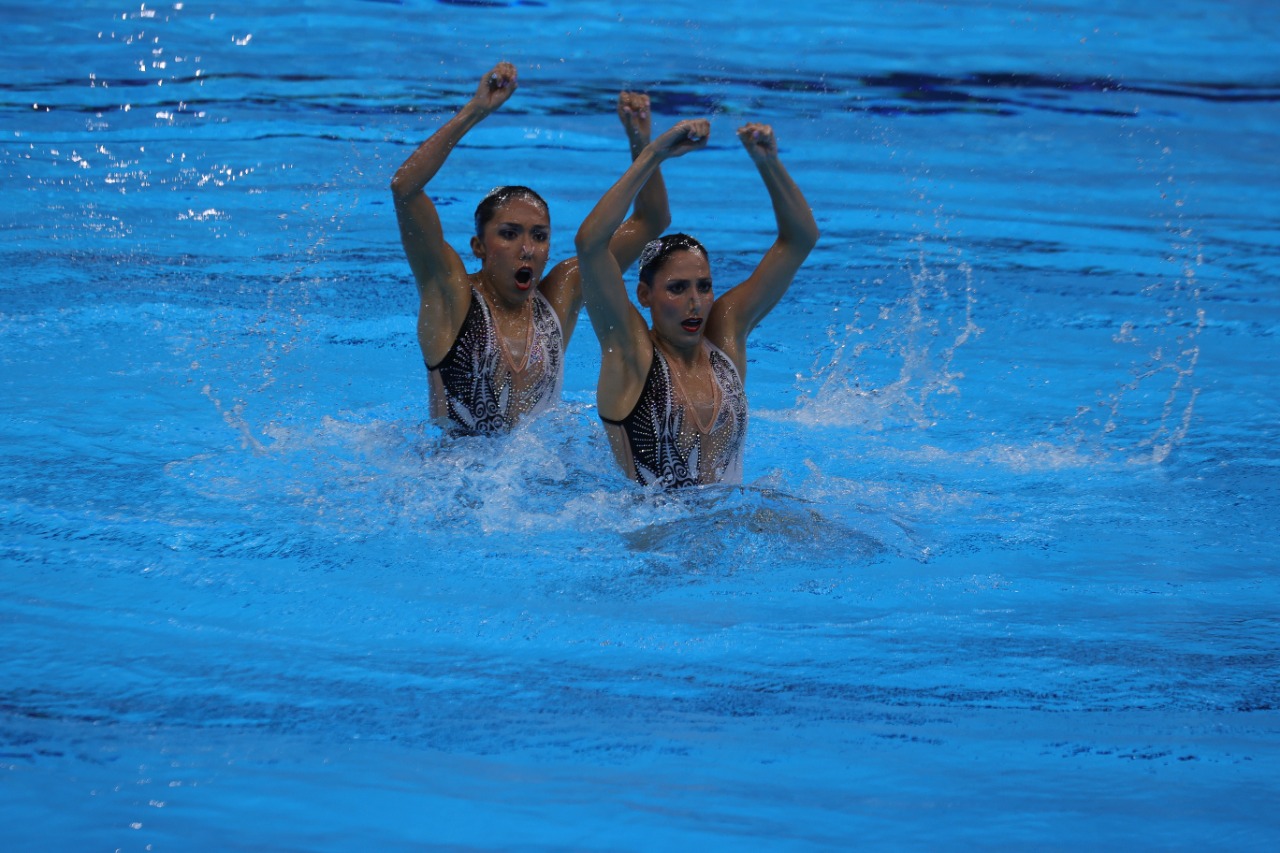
[608,93,672,269]
[541,92,672,345]
[390,63,517,360]
[575,120,709,416]
[708,123,820,370]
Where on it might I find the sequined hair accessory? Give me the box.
[638,233,708,284]
[639,238,664,271]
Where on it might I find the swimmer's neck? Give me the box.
[473,272,534,316]
[651,330,706,369]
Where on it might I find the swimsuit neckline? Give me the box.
[657,341,722,434]
[475,286,535,374]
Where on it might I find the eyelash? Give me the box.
[500,230,548,242]
[668,280,713,294]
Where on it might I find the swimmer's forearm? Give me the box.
[755,156,819,250]
[390,100,490,201]
[578,148,664,256]
[584,120,707,255]
[627,128,651,160]
[630,142,671,237]
[616,117,671,256]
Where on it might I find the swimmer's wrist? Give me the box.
[750,148,781,168]
[459,98,495,124]
[637,144,666,168]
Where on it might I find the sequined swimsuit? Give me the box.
[427,288,563,435]
[600,341,747,488]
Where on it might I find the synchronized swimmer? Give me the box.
[392,63,818,488]
[575,120,818,488]
[391,62,670,434]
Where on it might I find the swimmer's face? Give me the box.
[638,249,714,347]
[471,196,551,303]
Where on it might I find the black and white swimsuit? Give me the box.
[427,288,563,435]
[600,341,747,488]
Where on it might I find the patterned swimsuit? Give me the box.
[427,288,563,435]
[600,341,747,488]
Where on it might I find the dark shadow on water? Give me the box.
[618,486,891,582]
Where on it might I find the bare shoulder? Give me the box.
[538,256,583,334]
[540,256,580,306]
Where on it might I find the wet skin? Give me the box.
[638,249,714,359]
[470,197,551,312]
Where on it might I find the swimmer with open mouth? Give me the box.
[389,61,675,436]
[574,119,820,487]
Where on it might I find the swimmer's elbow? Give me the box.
[389,171,418,204]
[575,224,607,258]
[788,221,820,254]
[802,222,821,251]
[648,207,672,236]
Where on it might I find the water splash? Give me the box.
[791,254,981,430]
[1060,140,1205,465]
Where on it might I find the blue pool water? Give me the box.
[3,0,1279,849]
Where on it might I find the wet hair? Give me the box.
[638,233,709,285]
[473,185,549,238]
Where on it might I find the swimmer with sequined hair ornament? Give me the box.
[391,62,671,435]
[575,120,819,488]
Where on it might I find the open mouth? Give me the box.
[681,317,703,333]
[515,267,534,288]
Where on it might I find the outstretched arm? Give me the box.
[608,92,671,269]
[575,119,709,418]
[390,63,518,360]
[542,92,672,346]
[708,123,820,371]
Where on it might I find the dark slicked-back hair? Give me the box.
[473,185,550,238]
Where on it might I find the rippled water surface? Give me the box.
[3,1,1279,849]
